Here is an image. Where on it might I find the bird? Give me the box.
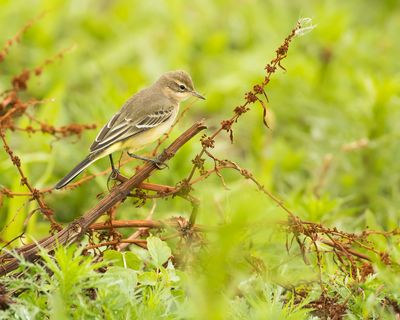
[54,70,205,189]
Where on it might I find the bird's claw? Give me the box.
[110,168,120,179]
[153,157,168,170]
[127,152,168,170]
[107,168,121,191]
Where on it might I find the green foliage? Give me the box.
[0,242,183,319]
[146,236,172,268]
[1,241,313,319]
[1,0,400,319]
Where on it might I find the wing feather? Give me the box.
[93,112,121,143]
[90,106,174,153]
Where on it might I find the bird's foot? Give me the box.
[127,152,168,170]
[107,168,121,190]
[110,168,120,179]
[152,155,169,170]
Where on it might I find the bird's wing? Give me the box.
[89,105,174,153]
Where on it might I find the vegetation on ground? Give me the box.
[1,1,400,319]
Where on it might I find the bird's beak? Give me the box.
[191,91,206,100]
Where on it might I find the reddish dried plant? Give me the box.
[0,17,96,230]
[2,18,398,297]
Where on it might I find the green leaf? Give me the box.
[139,271,158,286]
[103,250,142,270]
[166,260,180,282]
[147,236,171,268]
[105,266,137,296]
[103,250,122,264]
[123,252,142,270]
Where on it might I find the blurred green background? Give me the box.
[1,0,400,318]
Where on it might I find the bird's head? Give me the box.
[158,70,205,102]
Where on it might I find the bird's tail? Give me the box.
[55,154,97,189]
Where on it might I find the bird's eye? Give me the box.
[179,84,186,91]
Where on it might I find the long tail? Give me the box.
[55,154,97,189]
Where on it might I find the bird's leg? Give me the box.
[109,154,120,179]
[127,152,168,169]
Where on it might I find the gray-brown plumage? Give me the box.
[55,70,205,189]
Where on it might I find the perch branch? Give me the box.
[0,120,206,275]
